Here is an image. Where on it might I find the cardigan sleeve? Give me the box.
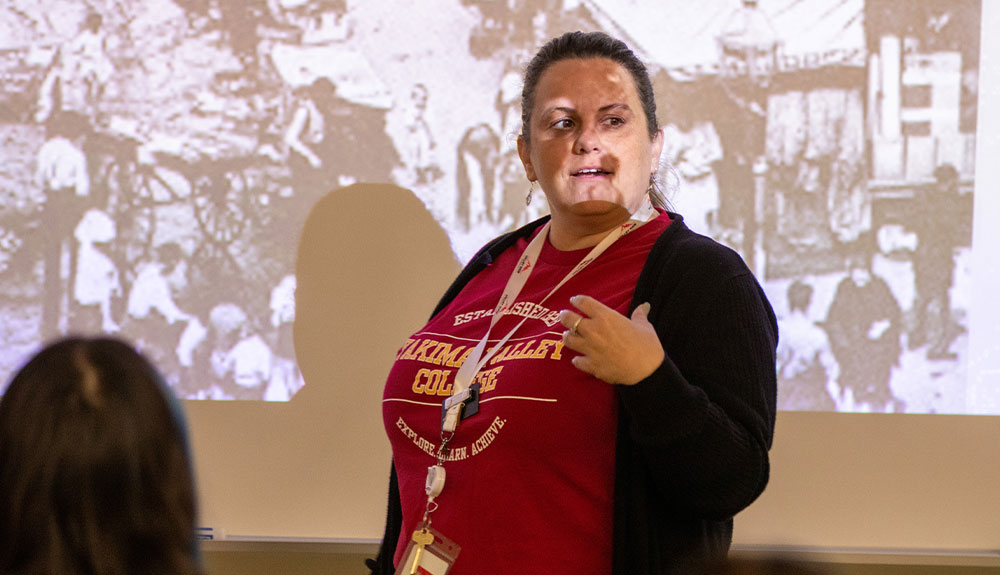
[618,242,778,521]
[367,463,402,575]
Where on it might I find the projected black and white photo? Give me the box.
[0,0,992,413]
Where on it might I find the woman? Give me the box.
[0,337,203,575]
[284,77,343,196]
[373,31,777,575]
[284,77,400,198]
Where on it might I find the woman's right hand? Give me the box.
[559,296,664,386]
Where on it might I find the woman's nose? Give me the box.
[575,124,601,153]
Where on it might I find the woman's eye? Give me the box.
[552,118,574,129]
[605,116,625,127]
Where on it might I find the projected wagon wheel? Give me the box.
[191,170,250,245]
[104,160,175,265]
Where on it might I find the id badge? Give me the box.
[441,382,481,426]
[394,527,461,575]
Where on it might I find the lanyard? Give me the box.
[415,199,660,557]
[441,198,658,432]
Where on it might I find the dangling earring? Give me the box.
[526,181,536,206]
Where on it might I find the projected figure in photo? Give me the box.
[285,77,345,196]
[203,303,273,400]
[495,66,542,229]
[72,208,121,334]
[126,242,201,378]
[127,243,191,322]
[284,76,400,197]
[35,111,91,339]
[824,237,904,412]
[455,122,500,230]
[455,65,541,231]
[777,280,837,411]
[463,0,557,60]
[35,11,113,127]
[264,274,304,402]
[660,102,724,238]
[455,126,537,231]
[907,163,965,361]
[398,83,442,187]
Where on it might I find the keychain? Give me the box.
[408,529,435,574]
[394,435,461,575]
[395,525,460,575]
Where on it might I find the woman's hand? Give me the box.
[559,295,664,385]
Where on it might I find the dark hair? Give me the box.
[519,31,665,207]
[787,280,813,313]
[842,230,877,270]
[45,110,88,140]
[520,31,658,143]
[84,12,103,32]
[303,76,338,106]
[933,162,959,184]
[157,241,185,266]
[0,337,202,575]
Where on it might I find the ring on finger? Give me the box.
[570,316,583,335]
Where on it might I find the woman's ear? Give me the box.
[650,127,664,174]
[516,136,536,181]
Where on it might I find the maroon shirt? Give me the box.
[382,212,670,574]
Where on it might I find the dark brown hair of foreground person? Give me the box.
[0,337,203,575]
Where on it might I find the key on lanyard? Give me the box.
[409,529,435,575]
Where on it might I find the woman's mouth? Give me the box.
[572,168,611,177]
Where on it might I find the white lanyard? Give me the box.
[441,198,658,432]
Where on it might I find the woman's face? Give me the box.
[518,58,662,223]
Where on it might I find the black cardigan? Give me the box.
[368,214,777,575]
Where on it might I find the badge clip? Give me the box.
[440,382,480,432]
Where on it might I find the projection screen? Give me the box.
[1,0,999,554]
[0,0,993,415]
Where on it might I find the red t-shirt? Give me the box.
[383,212,670,574]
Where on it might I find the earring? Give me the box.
[526,181,536,206]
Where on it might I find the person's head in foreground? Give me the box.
[0,336,202,575]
